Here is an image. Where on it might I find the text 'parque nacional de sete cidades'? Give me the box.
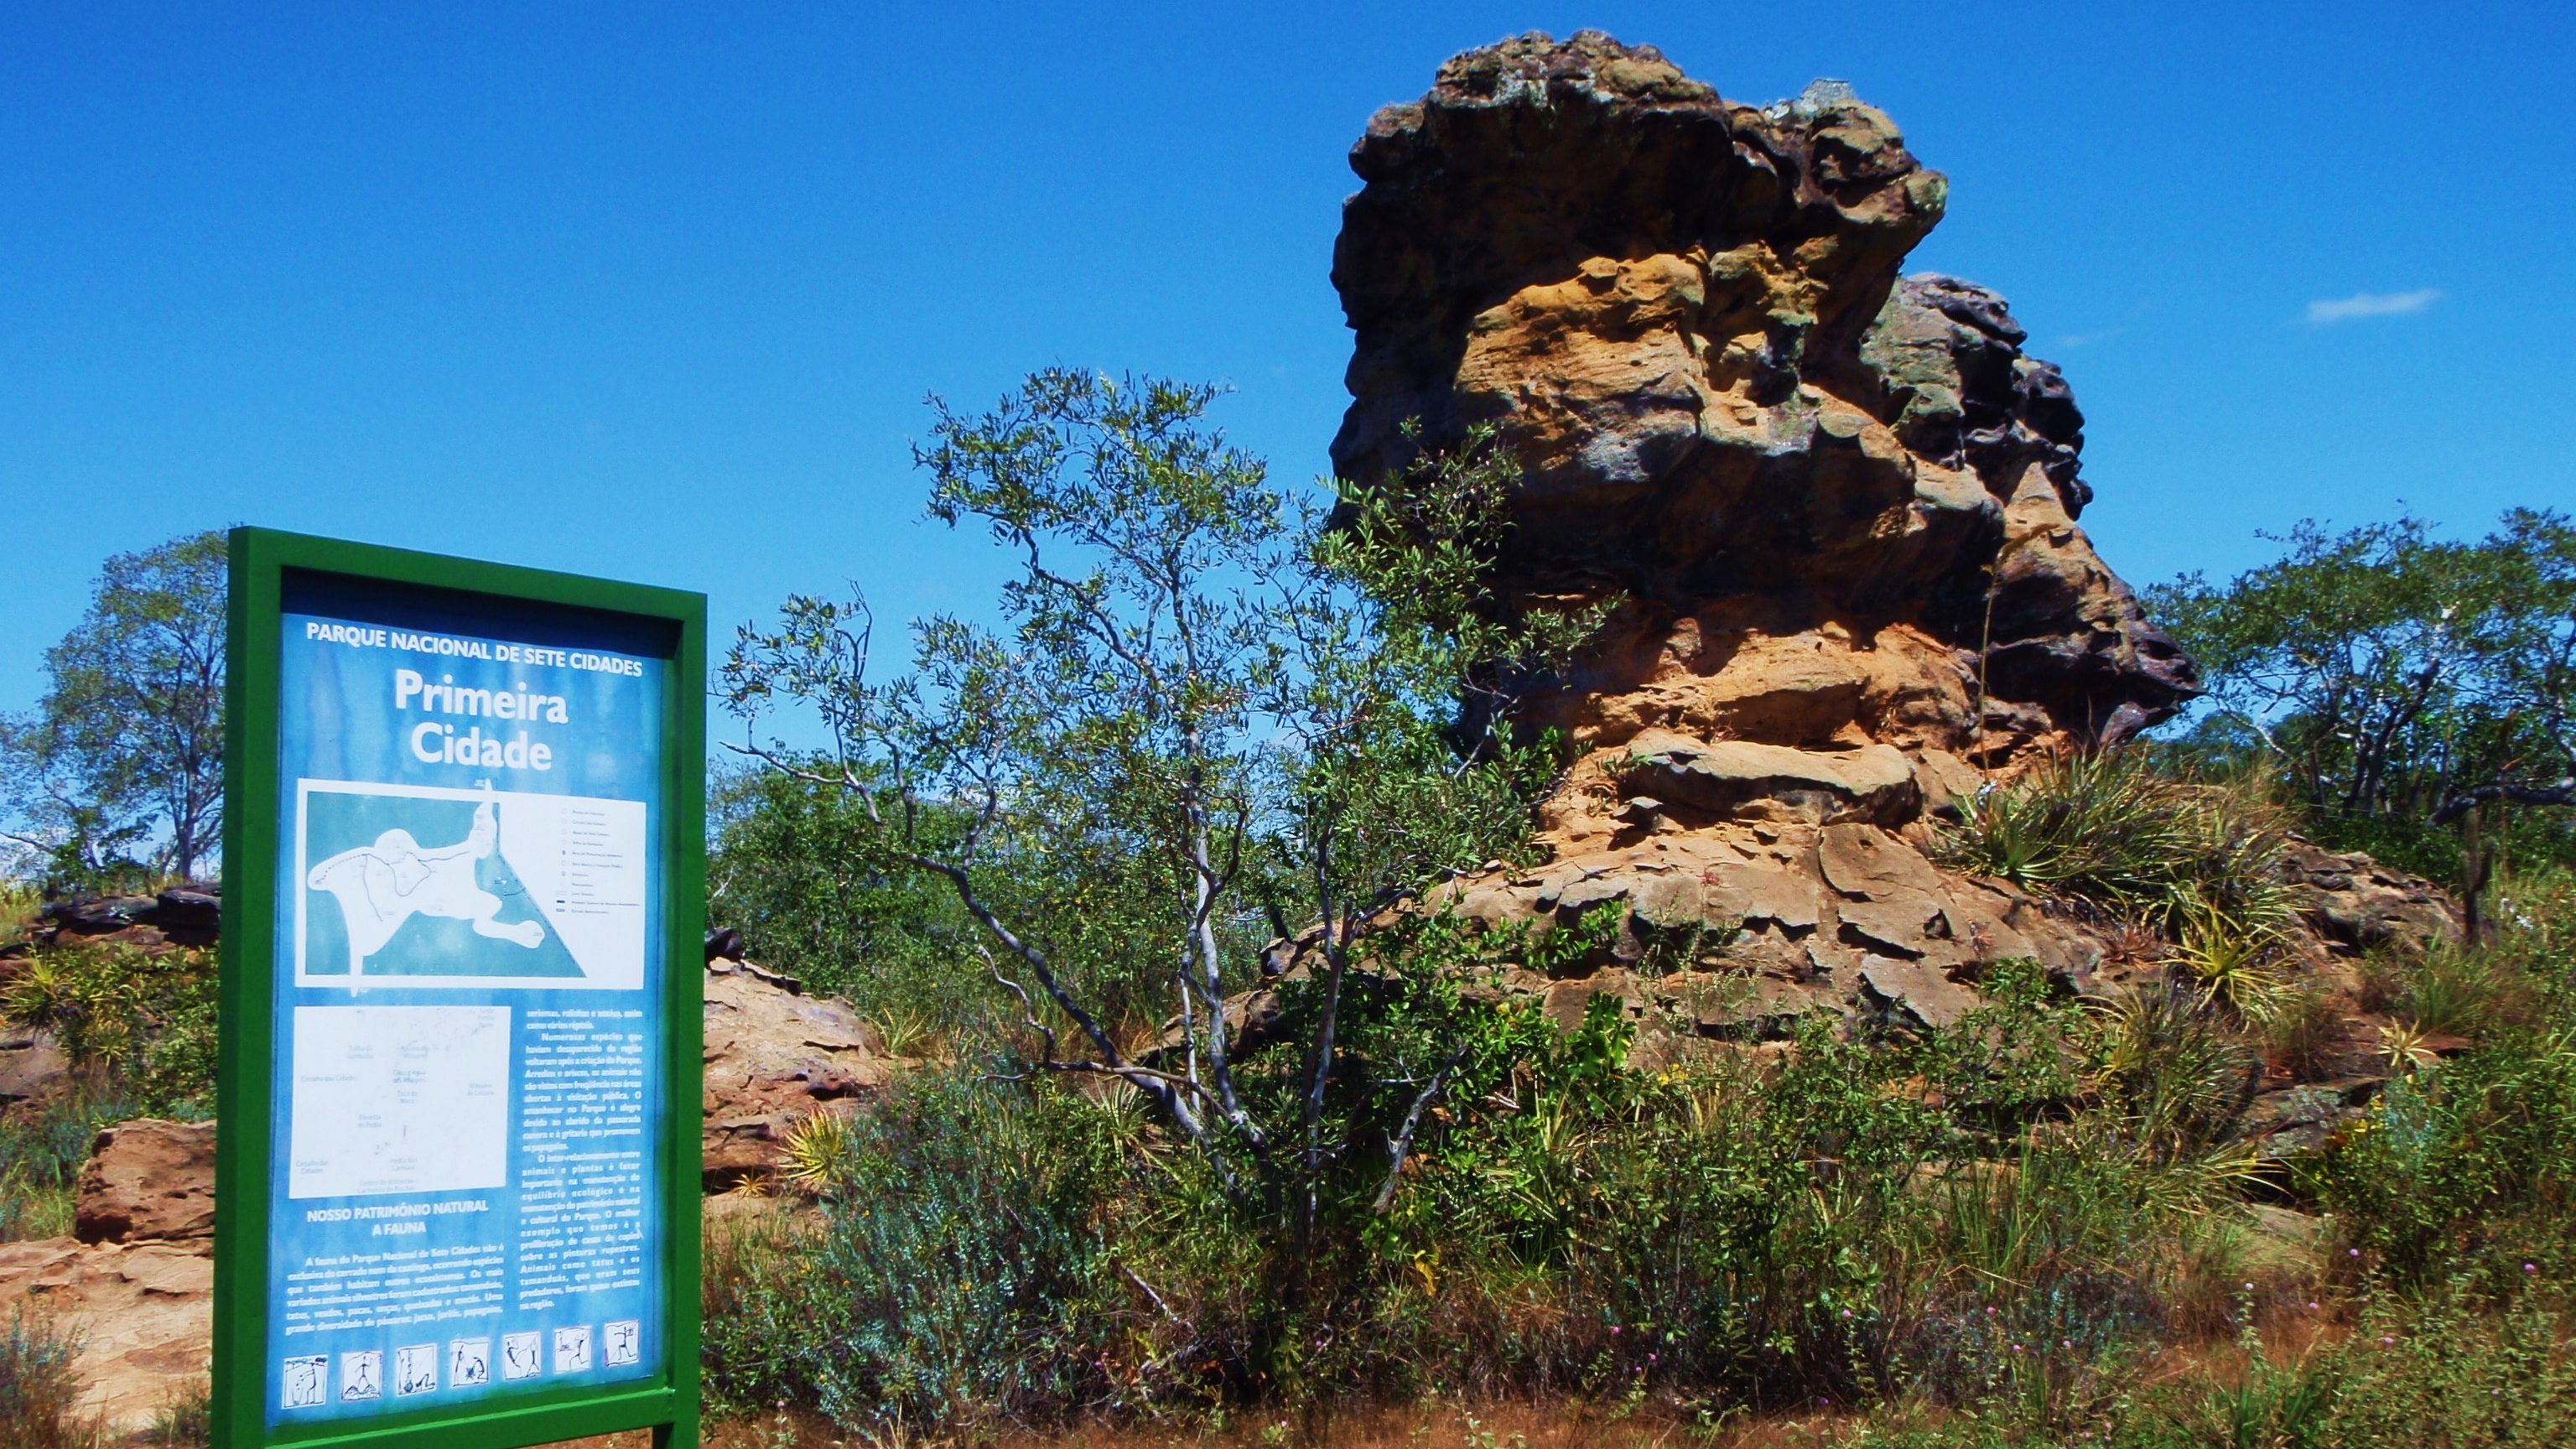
[299,621,646,771]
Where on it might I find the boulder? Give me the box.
[702,956,896,1188]
[2279,841,2459,954]
[151,887,222,945]
[75,1118,216,1248]
[2241,1077,2382,1160]
[1619,733,1917,824]
[29,885,221,949]
[1332,32,2196,751]
[1857,956,1983,1031]
[0,1028,68,1106]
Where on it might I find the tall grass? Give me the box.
[0,1072,140,1242]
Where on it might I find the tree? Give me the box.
[2148,509,2576,870]
[1,532,228,885]
[723,371,1600,1222]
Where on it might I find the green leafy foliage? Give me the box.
[722,373,1604,1208]
[0,531,226,887]
[707,761,984,1021]
[2149,509,2576,880]
[701,1068,1135,1429]
[1,943,216,1117]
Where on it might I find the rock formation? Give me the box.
[1327,33,2447,1036]
[75,1119,216,1247]
[702,953,896,1188]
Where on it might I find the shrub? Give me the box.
[138,1381,210,1447]
[706,762,986,1024]
[700,1067,1137,1431]
[1,942,216,1116]
[0,1310,97,1449]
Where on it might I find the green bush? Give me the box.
[2308,1016,2576,1288]
[0,1310,97,1449]
[1933,750,2294,940]
[701,1067,1140,1431]
[1,942,216,1116]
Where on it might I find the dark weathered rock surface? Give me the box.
[33,884,222,948]
[1333,32,2195,752]
[2279,841,2460,955]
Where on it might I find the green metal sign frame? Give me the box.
[216,527,703,1449]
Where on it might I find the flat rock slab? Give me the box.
[0,1237,211,1435]
[1620,732,1917,825]
[1857,955,1981,1031]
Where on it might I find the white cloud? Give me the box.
[2304,288,2444,325]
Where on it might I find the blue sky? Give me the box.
[5,2,2572,729]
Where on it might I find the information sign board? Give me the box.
[216,529,702,1449]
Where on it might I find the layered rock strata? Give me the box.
[1326,34,2446,1039]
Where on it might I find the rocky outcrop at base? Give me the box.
[0,1237,211,1434]
[29,886,222,949]
[0,1121,224,1436]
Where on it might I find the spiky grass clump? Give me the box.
[1937,751,2296,936]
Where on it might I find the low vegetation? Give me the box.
[0,940,214,1244]
[0,1310,97,1449]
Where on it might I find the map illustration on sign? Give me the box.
[297,781,647,989]
[306,797,544,969]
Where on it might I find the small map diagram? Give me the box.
[288,1005,509,1198]
[298,781,647,989]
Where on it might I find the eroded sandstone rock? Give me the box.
[0,1237,211,1435]
[702,955,896,1187]
[75,1118,216,1248]
[1315,33,2240,1032]
[2278,841,2459,955]
[1335,32,2195,761]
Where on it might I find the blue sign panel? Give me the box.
[262,580,667,1428]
